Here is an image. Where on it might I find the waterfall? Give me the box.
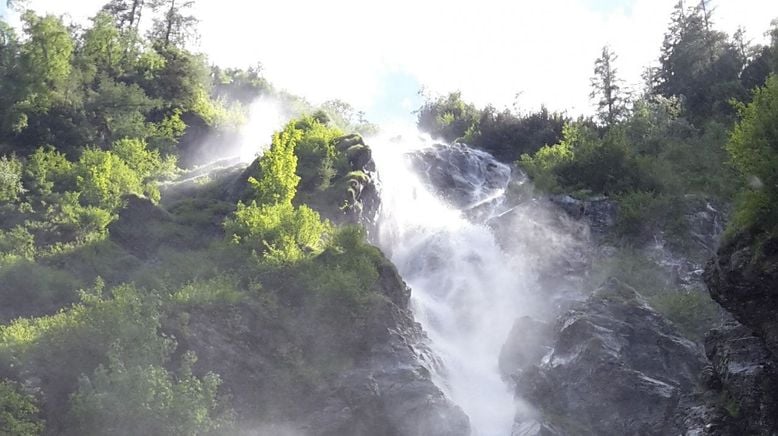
[370,134,538,435]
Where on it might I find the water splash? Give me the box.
[236,99,288,163]
[370,133,538,435]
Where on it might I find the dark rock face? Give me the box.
[548,195,617,236]
[499,316,553,381]
[704,322,778,434]
[109,195,175,258]
[701,230,778,435]
[514,278,707,435]
[303,302,470,436]
[704,232,778,357]
[408,143,511,210]
[175,253,468,436]
[335,134,380,228]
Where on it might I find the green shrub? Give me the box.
[726,75,778,236]
[23,148,75,197]
[111,138,178,181]
[171,275,244,306]
[249,122,302,205]
[0,282,173,386]
[293,117,343,191]
[0,260,83,319]
[0,379,44,436]
[0,226,36,265]
[68,350,232,436]
[75,148,144,210]
[225,201,331,264]
[292,226,384,311]
[0,154,24,202]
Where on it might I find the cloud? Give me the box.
[16,0,778,119]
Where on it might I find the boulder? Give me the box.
[407,143,511,211]
[515,278,707,435]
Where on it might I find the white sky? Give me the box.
[6,0,778,121]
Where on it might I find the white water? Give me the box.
[370,134,538,435]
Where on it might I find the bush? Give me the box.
[68,350,232,436]
[726,75,778,236]
[171,275,244,306]
[0,379,44,436]
[23,147,75,196]
[520,124,659,195]
[249,122,302,205]
[285,226,385,318]
[293,117,343,191]
[75,148,144,210]
[225,201,331,264]
[416,91,480,143]
[0,154,24,202]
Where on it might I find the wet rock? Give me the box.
[336,135,380,228]
[499,316,553,381]
[173,249,467,436]
[704,232,778,358]
[704,322,778,434]
[304,302,469,436]
[548,195,617,236]
[408,143,511,210]
[516,278,707,435]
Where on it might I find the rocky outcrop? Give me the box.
[703,322,778,434]
[303,301,470,436]
[172,250,469,436]
[408,143,511,211]
[109,195,176,258]
[704,232,778,357]
[334,134,380,227]
[700,230,778,435]
[513,278,707,435]
[548,195,617,236]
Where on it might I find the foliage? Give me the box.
[591,46,628,126]
[148,0,199,49]
[75,148,144,209]
[0,154,24,202]
[0,380,44,436]
[293,226,382,309]
[653,1,748,123]
[416,91,480,143]
[225,201,331,264]
[726,75,778,236]
[250,122,302,205]
[520,123,659,196]
[69,349,231,436]
[293,116,343,191]
[171,275,244,306]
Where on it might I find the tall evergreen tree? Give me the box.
[148,0,198,48]
[590,46,627,127]
[653,1,746,122]
[101,0,145,32]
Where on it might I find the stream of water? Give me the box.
[370,134,535,435]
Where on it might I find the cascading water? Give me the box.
[370,134,540,435]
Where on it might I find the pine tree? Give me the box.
[590,46,627,127]
[148,0,198,48]
[101,0,146,32]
